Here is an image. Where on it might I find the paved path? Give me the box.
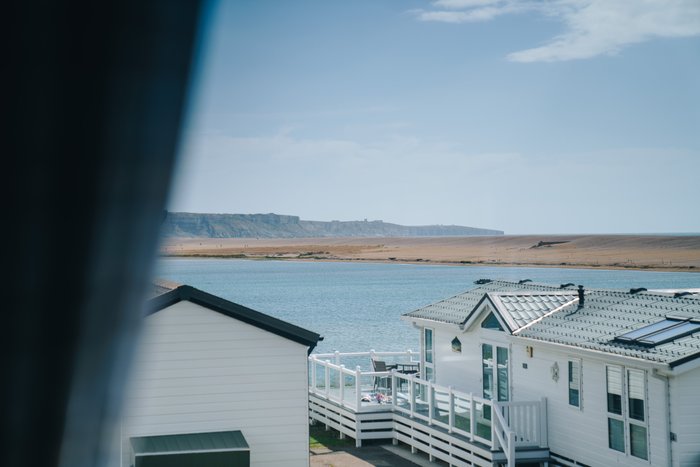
[310,443,438,467]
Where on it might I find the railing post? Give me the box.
[391,370,397,406]
[507,430,516,467]
[492,401,500,451]
[310,356,316,393]
[469,394,475,441]
[355,366,362,410]
[448,386,454,433]
[427,381,433,425]
[334,350,340,366]
[339,365,345,404]
[325,360,330,399]
[409,373,415,418]
[539,396,548,448]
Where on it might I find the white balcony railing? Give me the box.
[309,351,547,467]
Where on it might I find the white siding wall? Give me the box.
[432,325,509,396]
[430,320,671,466]
[120,301,310,467]
[513,342,668,467]
[670,367,700,467]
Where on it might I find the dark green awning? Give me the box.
[131,430,249,456]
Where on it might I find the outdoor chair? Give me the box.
[371,359,397,392]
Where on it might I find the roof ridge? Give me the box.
[147,284,322,352]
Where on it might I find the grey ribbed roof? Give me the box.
[404,280,700,366]
[131,430,249,455]
[403,280,574,325]
[519,289,700,367]
[491,293,578,330]
[148,278,181,299]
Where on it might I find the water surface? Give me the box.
[154,259,700,355]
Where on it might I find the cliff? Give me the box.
[161,212,503,238]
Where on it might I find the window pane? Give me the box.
[482,344,493,400]
[628,369,645,421]
[615,319,680,342]
[630,424,648,460]
[607,366,623,415]
[568,361,580,407]
[425,366,434,382]
[424,329,433,364]
[608,418,625,452]
[481,312,504,331]
[638,321,700,346]
[497,347,509,402]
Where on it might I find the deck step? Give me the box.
[309,392,550,467]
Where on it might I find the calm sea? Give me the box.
[154,259,700,356]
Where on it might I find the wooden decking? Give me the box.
[309,352,550,467]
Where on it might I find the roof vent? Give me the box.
[630,288,647,294]
[474,279,492,285]
[519,279,532,284]
[560,283,575,289]
[674,291,693,298]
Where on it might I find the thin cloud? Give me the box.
[415,7,507,23]
[432,0,503,10]
[414,0,700,62]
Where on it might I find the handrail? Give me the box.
[492,401,515,467]
[309,351,546,462]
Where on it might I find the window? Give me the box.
[628,369,648,460]
[606,365,648,460]
[423,328,434,382]
[482,344,493,399]
[568,360,581,408]
[481,312,504,331]
[424,328,433,364]
[615,318,700,347]
[606,365,624,452]
[482,343,509,401]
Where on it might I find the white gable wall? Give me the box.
[670,365,700,467]
[120,300,310,467]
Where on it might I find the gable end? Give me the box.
[147,285,322,352]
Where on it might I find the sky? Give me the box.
[169,0,700,235]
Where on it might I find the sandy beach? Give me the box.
[160,235,700,272]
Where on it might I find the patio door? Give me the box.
[482,343,509,402]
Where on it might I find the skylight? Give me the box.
[615,318,700,347]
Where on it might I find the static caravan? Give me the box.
[402,280,700,467]
[120,282,321,467]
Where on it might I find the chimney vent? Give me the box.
[578,285,585,307]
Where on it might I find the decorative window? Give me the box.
[451,337,462,353]
[481,312,504,331]
[605,365,648,460]
[568,360,581,408]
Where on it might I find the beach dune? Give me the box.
[160,235,700,272]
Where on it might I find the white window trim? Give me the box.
[568,358,583,410]
[605,364,650,463]
[481,340,511,402]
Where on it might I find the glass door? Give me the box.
[482,343,509,402]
